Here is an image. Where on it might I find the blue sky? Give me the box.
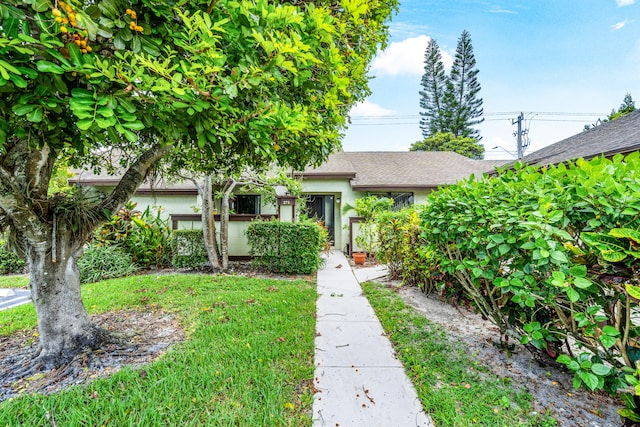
[342,0,640,159]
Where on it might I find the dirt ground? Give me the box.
[393,283,623,427]
[0,309,185,403]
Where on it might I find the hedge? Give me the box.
[171,229,209,269]
[245,219,326,274]
[415,153,640,420]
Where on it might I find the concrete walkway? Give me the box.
[0,288,31,311]
[312,251,433,426]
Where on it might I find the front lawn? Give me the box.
[0,274,316,425]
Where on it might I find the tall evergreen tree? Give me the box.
[446,30,484,139]
[418,39,447,138]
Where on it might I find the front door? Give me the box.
[305,195,335,244]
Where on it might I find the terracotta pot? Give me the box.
[352,252,366,265]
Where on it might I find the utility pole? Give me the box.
[512,112,524,159]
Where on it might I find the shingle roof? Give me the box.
[519,109,640,167]
[303,151,503,190]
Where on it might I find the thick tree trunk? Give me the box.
[1,140,171,369]
[26,227,107,369]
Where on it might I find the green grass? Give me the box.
[0,274,316,426]
[362,282,558,427]
[0,275,29,288]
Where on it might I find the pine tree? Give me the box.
[418,38,447,138]
[445,30,484,139]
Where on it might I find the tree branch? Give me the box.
[96,143,172,219]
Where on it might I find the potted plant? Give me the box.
[352,252,366,265]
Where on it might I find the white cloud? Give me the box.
[616,0,635,6]
[349,100,396,117]
[612,19,634,30]
[488,7,518,14]
[371,35,454,77]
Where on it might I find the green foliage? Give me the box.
[245,219,327,274]
[342,195,393,256]
[0,238,26,275]
[95,202,173,268]
[413,153,640,416]
[375,208,436,291]
[410,132,484,160]
[419,38,447,138]
[171,229,208,269]
[0,274,316,425]
[77,244,138,284]
[419,30,483,141]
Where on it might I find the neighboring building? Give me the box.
[70,151,501,256]
[516,109,640,168]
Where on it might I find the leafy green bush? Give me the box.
[95,202,173,268]
[416,153,640,420]
[0,239,26,275]
[171,229,209,268]
[375,208,437,292]
[245,219,326,274]
[78,245,138,284]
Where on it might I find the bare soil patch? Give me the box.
[394,283,623,427]
[0,309,184,403]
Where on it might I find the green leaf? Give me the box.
[566,288,580,303]
[122,129,138,142]
[77,119,94,130]
[591,363,611,376]
[627,284,640,300]
[121,121,145,131]
[602,250,627,263]
[32,0,49,12]
[68,44,84,67]
[95,116,117,128]
[8,74,27,88]
[36,61,65,74]
[12,104,36,116]
[602,325,620,337]
[556,354,571,365]
[26,107,43,123]
[96,107,114,117]
[550,250,568,263]
[600,334,617,349]
[578,371,600,391]
[610,228,640,243]
[618,409,640,423]
[573,277,593,290]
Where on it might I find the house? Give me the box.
[516,109,640,167]
[70,151,501,257]
[299,151,501,253]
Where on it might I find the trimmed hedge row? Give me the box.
[245,219,327,274]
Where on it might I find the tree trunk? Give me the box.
[26,224,107,369]
[200,176,221,268]
[1,140,171,369]
[220,179,237,270]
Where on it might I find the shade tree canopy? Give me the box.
[0,0,397,369]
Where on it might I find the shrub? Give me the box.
[416,153,640,419]
[95,202,173,268]
[0,239,26,275]
[78,245,138,284]
[245,219,326,274]
[375,208,437,292]
[171,229,209,269]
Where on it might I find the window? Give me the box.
[231,195,261,214]
[371,192,414,210]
